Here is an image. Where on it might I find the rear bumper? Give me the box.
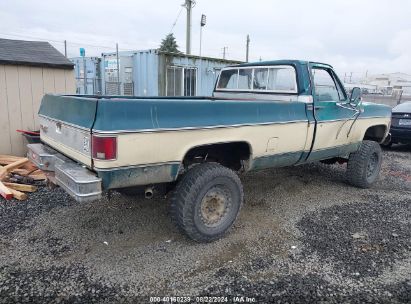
[27,143,102,203]
[390,127,411,143]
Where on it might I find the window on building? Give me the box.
[124,67,133,83]
[123,67,134,95]
[166,66,197,96]
[184,67,197,96]
[167,66,183,96]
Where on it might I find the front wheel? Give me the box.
[169,163,243,242]
[346,140,382,188]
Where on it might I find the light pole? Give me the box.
[199,14,206,96]
[199,14,206,57]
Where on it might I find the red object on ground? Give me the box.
[0,185,13,200]
[0,192,13,200]
[16,130,40,136]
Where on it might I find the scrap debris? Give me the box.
[0,155,45,201]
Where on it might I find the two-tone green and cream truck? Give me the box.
[28,60,391,242]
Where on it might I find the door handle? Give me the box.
[314,106,326,110]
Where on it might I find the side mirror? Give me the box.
[350,87,362,106]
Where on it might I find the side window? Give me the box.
[312,68,340,101]
[332,72,347,101]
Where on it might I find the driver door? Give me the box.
[307,65,355,161]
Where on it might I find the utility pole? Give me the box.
[83,57,87,94]
[246,35,250,62]
[398,90,403,105]
[116,43,120,95]
[80,47,86,94]
[199,14,206,96]
[185,0,195,55]
[64,40,67,57]
[222,46,228,59]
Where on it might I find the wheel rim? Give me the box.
[366,152,379,179]
[200,185,231,228]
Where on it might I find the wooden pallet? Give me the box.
[0,155,45,201]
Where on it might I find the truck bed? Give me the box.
[38,94,309,167]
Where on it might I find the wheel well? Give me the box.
[363,125,387,143]
[182,142,251,171]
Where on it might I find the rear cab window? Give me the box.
[217,65,298,94]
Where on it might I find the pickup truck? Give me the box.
[28,60,391,242]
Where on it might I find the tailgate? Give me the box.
[38,94,98,167]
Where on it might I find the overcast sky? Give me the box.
[1,0,410,80]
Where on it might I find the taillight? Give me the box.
[92,135,117,160]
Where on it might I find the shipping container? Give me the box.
[72,49,241,96]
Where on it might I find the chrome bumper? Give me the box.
[27,143,102,203]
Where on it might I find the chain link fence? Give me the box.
[75,77,102,95]
[104,82,134,95]
[75,78,134,96]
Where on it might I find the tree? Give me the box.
[159,33,181,53]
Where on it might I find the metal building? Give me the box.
[73,49,241,96]
[363,72,411,95]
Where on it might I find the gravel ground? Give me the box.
[0,145,410,303]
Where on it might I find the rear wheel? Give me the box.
[347,140,382,188]
[169,163,243,242]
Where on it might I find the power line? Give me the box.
[0,32,136,51]
[0,32,65,44]
[169,6,184,33]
